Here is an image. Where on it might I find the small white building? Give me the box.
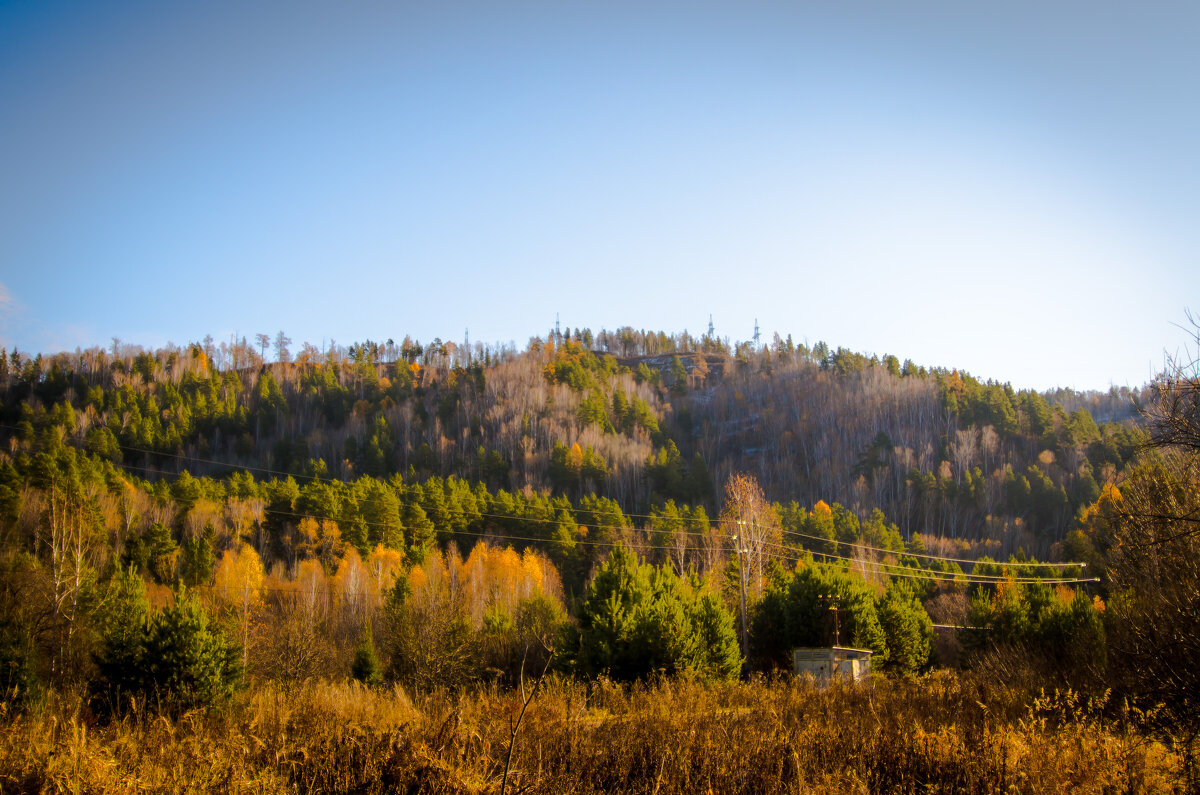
[792,646,873,684]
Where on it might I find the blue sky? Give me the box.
[1,0,1196,390]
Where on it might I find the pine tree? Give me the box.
[144,588,242,712]
[351,624,383,687]
[92,566,151,711]
[576,546,741,681]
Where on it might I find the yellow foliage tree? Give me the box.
[296,517,320,560]
[184,498,224,543]
[367,545,407,596]
[297,516,344,569]
[213,543,265,665]
[450,542,561,628]
[293,558,329,625]
[331,549,375,623]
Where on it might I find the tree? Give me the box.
[351,623,383,687]
[515,593,568,651]
[649,500,685,569]
[273,331,293,364]
[481,594,569,685]
[689,587,744,679]
[876,582,933,676]
[122,521,178,584]
[962,578,1105,684]
[401,501,436,559]
[669,355,688,395]
[1142,315,1200,456]
[577,390,614,433]
[92,566,151,712]
[360,479,404,550]
[144,588,242,712]
[179,531,216,587]
[719,473,781,602]
[0,615,40,710]
[1096,315,1200,730]
[30,449,102,682]
[748,560,887,671]
[213,543,265,668]
[255,333,270,362]
[1094,459,1200,726]
[94,574,241,714]
[574,546,741,681]
[549,441,608,497]
[385,561,481,691]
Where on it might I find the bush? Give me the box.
[384,578,482,691]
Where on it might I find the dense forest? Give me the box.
[1,323,1197,792]
[1,325,1143,550]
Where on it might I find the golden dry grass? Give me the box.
[0,673,1191,794]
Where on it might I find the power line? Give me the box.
[4,423,1093,578]
[791,545,1097,586]
[68,460,1098,586]
[774,525,1082,570]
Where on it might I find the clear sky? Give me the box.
[1,0,1196,391]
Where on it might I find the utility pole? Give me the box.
[822,594,841,647]
[733,522,750,665]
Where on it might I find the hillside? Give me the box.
[1,327,1143,559]
[3,324,1199,791]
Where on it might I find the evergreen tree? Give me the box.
[876,582,934,676]
[351,624,383,687]
[93,567,152,712]
[93,574,241,714]
[143,588,242,712]
[749,561,888,670]
[575,546,740,681]
[179,531,216,587]
[0,616,40,711]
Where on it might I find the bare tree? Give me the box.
[273,331,293,364]
[1100,312,1200,733]
[255,333,270,363]
[951,428,977,484]
[1143,311,1200,458]
[719,473,780,600]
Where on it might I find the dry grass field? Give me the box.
[1,671,1191,794]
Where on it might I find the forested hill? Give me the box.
[0,327,1143,561]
